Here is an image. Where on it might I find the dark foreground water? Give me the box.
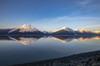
[0,35,100,66]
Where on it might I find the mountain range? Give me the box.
[52,27,98,35]
[0,24,100,36]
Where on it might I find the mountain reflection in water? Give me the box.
[0,35,100,66]
[53,36,100,43]
[9,36,43,45]
[0,35,100,45]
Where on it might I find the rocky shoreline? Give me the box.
[14,50,100,66]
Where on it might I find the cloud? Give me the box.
[78,0,94,9]
[56,16,100,20]
[34,16,100,23]
[79,0,90,5]
[79,0,93,5]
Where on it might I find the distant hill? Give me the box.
[0,29,11,35]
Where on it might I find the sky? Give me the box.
[0,0,100,31]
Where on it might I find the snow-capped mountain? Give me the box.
[9,24,39,33]
[73,29,80,32]
[54,27,74,32]
[53,27,75,35]
[61,27,74,32]
[53,27,98,35]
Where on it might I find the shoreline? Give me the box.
[14,50,100,66]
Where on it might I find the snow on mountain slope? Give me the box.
[73,29,81,33]
[9,24,39,33]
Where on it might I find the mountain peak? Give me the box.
[21,24,31,27]
[62,27,68,30]
[20,24,36,30]
[61,27,74,32]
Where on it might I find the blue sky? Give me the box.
[0,0,100,31]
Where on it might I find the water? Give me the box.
[0,36,100,65]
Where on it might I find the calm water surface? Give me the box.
[0,36,100,65]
